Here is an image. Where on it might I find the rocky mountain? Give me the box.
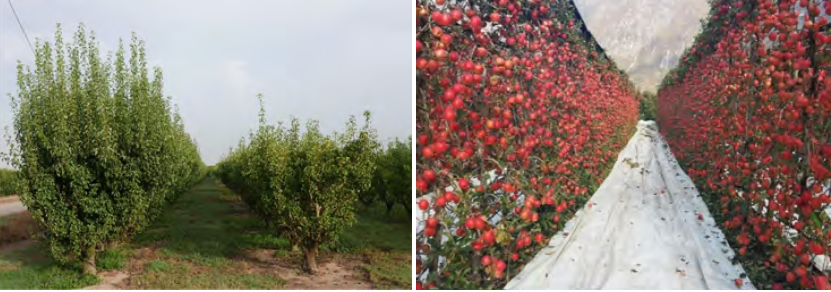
[573,0,710,92]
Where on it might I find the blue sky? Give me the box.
[0,0,412,167]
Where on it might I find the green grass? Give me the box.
[127,180,287,289]
[131,258,286,289]
[340,202,411,289]
[97,248,127,270]
[362,250,412,289]
[0,215,99,289]
[132,180,268,256]
[144,260,171,272]
[339,203,411,253]
[0,242,99,289]
[0,178,412,289]
[0,180,285,289]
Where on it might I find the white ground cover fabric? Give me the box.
[505,121,754,290]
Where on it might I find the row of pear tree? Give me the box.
[360,136,413,217]
[4,24,205,274]
[215,96,411,274]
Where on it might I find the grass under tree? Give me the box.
[0,178,411,289]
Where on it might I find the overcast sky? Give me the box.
[0,0,412,167]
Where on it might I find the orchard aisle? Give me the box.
[506,121,754,290]
[0,198,25,217]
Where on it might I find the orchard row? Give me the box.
[216,98,411,274]
[0,169,16,196]
[2,24,413,278]
[5,24,205,274]
[658,0,831,289]
[415,0,639,289]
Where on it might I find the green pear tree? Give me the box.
[217,96,377,274]
[7,24,203,274]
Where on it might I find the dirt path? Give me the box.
[236,249,374,290]
[0,195,19,204]
[0,239,35,254]
[505,121,753,290]
[0,196,26,217]
[77,248,374,290]
[82,272,130,290]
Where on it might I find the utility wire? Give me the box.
[7,0,35,56]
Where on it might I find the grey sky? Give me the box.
[0,0,412,167]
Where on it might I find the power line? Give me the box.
[7,0,35,56]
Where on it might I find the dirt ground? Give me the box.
[97,247,374,290]
[2,237,378,290]
[234,249,373,290]
[0,180,409,290]
[0,196,27,217]
[0,195,19,204]
[0,211,38,247]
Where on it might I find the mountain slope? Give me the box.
[574,0,709,92]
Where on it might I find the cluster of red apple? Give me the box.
[658,0,830,289]
[415,0,639,288]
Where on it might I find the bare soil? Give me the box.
[81,246,375,290]
[82,271,130,290]
[236,249,373,290]
[0,211,39,247]
[0,195,19,204]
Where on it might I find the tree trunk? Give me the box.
[385,201,394,216]
[359,195,374,207]
[106,240,121,250]
[403,203,411,217]
[82,246,97,275]
[303,244,319,275]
